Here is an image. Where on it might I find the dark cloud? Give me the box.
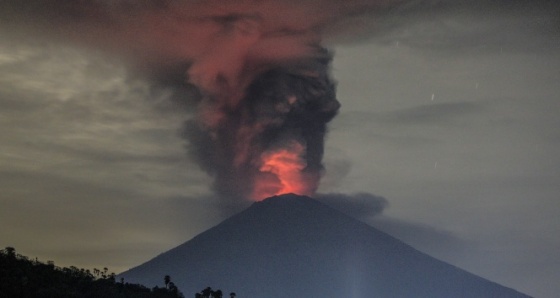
[317,192,389,220]
[183,55,340,204]
[1,0,419,206]
[0,0,409,69]
[1,0,522,209]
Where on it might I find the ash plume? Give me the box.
[1,0,409,208]
[184,51,339,203]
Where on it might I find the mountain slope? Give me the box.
[119,194,529,297]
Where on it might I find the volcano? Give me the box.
[119,194,529,297]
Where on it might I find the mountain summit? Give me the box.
[119,194,529,297]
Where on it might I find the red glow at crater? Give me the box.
[251,142,314,200]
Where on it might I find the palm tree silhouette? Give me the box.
[164,275,171,289]
[201,286,212,298]
[168,282,178,295]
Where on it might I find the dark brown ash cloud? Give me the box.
[0,0,408,208]
[184,53,339,204]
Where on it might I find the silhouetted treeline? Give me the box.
[0,247,184,298]
[194,286,236,298]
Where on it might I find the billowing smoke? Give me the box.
[184,50,339,202]
[1,0,406,207]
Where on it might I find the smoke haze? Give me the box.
[1,0,409,208]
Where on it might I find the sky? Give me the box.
[1,1,559,297]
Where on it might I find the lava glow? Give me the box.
[252,142,313,200]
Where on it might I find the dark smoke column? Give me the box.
[1,0,404,206]
[184,49,339,202]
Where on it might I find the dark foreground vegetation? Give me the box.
[0,247,184,298]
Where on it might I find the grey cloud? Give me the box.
[368,215,468,255]
[0,169,217,272]
[0,41,209,199]
[333,102,483,129]
[1,0,423,205]
[380,102,483,125]
[335,0,560,56]
[0,0,411,66]
[319,152,353,191]
[0,169,133,202]
[316,192,389,220]
[315,192,466,258]
[31,141,187,165]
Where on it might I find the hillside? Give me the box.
[119,194,529,297]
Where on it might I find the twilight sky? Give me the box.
[1,1,559,297]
